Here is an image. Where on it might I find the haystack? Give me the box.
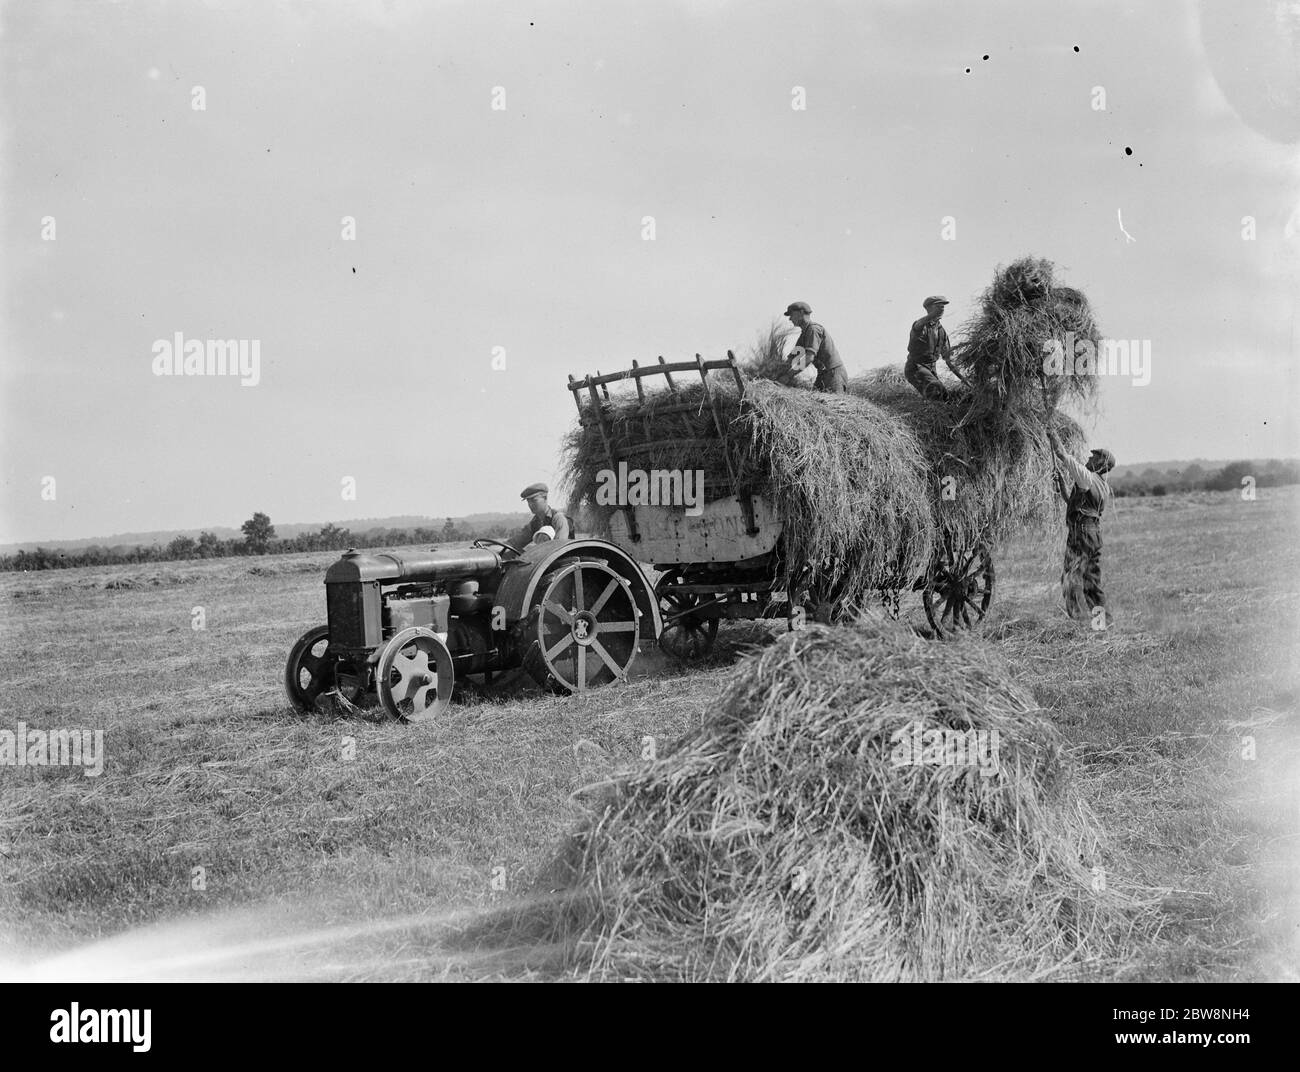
[548,619,1117,981]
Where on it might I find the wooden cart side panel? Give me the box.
[608,496,782,564]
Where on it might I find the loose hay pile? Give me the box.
[849,365,1088,549]
[561,256,1100,597]
[549,619,1119,981]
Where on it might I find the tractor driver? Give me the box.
[509,483,571,552]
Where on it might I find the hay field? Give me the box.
[0,489,1297,981]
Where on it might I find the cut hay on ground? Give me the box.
[547,619,1122,981]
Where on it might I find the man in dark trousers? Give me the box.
[905,295,955,402]
[784,301,848,393]
[1048,431,1115,626]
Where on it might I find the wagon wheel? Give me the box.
[525,561,641,693]
[788,561,848,626]
[922,543,995,639]
[284,624,368,715]
[656,569,719,660]
[376,626,455,723]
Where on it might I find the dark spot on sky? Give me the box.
[1073,45,1080,53]
[982,54,989,61]
[351,267,356,273]
[965,67,971,73]
[1124,147,1133,155]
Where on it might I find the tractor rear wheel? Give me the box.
[524,560,641,693]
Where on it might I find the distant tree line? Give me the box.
[1,514,516,572]
[1110,459,1300,498]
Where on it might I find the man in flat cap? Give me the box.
[784,302,848,394]
[1047,431,1115,627]
[509,483,571,552]
[905,296,956,402]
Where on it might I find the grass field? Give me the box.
[1,488,1297,981]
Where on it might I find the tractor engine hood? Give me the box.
[324,547,503,585]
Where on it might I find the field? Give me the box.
[1,489,1297,981]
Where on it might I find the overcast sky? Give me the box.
[2,0,1297,543]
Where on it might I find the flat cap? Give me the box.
[519,483,548,499]
[784,301,812,316]
[922,295,949,308]
[1089,447,1116,473]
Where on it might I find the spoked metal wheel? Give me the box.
[525,560,641,693]
[788,561,849,626]
[284,624,368,715]
[656,569,719,660]
[376,626,455,723]
[922,543,995,639]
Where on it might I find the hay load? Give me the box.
[849,366,1087,549]
[549,619,1117,981]
[957,257,1101,424]
[562,380,937,596]
[846,257,1101,548]
[560,255,1099,598]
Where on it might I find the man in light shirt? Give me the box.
[510,483,571,552]
[784,301,849,393]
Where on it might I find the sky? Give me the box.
[2,0,1297,543]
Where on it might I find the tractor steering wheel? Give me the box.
[473,537,520,559]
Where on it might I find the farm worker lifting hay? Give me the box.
[783,301,848,394]
[904,295,958,403]
[1049,430,1115,626]
[509,483,571,552]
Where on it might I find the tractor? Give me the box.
[284,537,661,721]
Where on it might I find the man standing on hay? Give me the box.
[904,295,959,402]
[783,301,848,393]
[1048,432,1116,627]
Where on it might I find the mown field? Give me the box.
[1,488,1297,981]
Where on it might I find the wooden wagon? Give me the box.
[567,355,995,654]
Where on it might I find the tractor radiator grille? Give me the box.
[326,583,368,650]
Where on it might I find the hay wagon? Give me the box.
[567,356,995,653]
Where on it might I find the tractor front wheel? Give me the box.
[376,627,455,723]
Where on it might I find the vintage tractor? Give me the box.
[284,537,661,722]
